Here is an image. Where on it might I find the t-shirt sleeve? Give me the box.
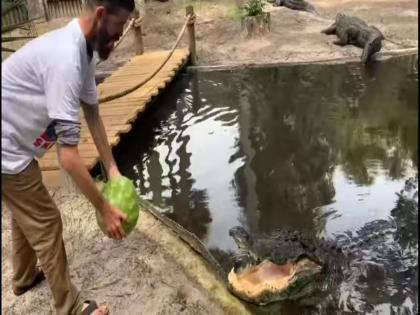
[44,61,82,123]
[80,61,98,106]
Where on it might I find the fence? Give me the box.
[1,0,37,36]
[42,0,83,20]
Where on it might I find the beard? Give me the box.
[94,23,116,60]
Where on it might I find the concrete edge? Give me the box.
[137,209,252,315]
[187,48,418,72]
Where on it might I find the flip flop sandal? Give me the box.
[81,300,108,315]
[13,269,46,296]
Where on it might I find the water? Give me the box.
[114,55,418,314]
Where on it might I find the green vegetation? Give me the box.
[225,0,266,21]
[243,0,265,17]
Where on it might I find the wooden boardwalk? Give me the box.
[39,49,190,184]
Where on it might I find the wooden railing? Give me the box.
[42,0,83,21]
[1,0,37,36]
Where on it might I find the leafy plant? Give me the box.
[2,0,37,53]
[243,0,265,17]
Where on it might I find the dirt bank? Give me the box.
[1,187,229,315]
[103,0,418,70]
[22,0,417,72]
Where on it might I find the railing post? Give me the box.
[185,5,197,65]
[133,9,144,55]
[42,0,50,21]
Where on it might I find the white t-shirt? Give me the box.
[2,19,98,174]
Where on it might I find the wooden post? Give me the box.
[133,9,144,55]
[241,12,270,38]
[191,70,201,112]
[42,0,50,21]
[186,5,197,65]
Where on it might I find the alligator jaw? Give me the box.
[228,258,323,305]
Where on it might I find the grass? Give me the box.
[243,0,265,17]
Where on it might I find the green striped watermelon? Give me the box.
[96,176,140,235]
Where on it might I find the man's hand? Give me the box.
[108,165,121,179]
[100,202,128,240]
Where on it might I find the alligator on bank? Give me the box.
[321,13,385,64]
[268,0,317,15]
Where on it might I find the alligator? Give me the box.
[330,215,417,314]
[227,226,346,305]
[268,0,317,14]
[227,208,417,311]
[321,13,385,64]
[136,178,417,312]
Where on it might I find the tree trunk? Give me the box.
[241,12,271,38]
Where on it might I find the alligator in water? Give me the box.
[227,202,418,313]
[138,178,417,312]
[268,0,317,14]
[321,13,384,64]
[227,226,346,305]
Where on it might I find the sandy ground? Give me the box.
[1,187,225,315]
[9,0,416,70]
[102,0,418,69]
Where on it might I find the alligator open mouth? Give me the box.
[227,257,323,305]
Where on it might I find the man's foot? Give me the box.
[13,269,46,296]
[81,300,109,315]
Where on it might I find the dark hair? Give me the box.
[86,0,135,14]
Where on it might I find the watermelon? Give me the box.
[96,176,140,235]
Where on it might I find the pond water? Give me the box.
[115,55,418,314]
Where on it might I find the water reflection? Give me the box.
[115,54,418,313]
[331,177,418,314]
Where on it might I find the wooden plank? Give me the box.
[39,157,97,171]
[102,51,188,78]
[97,64,185,94]
[78,135,119,144]
[41,145,100,162]
[80,125,132,134]
[98,104,146,115]
[80,120,132,129]
[96,97,149,104]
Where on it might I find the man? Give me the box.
[1,0,135,314]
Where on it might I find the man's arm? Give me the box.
[59,145,105,209]
[42,59,126,239]
[81,102,120,179]
[56,132,127,240]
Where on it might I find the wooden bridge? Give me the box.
[4,3,198,186]
[40,49,190,186]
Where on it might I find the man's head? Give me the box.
[82,0,135,60]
